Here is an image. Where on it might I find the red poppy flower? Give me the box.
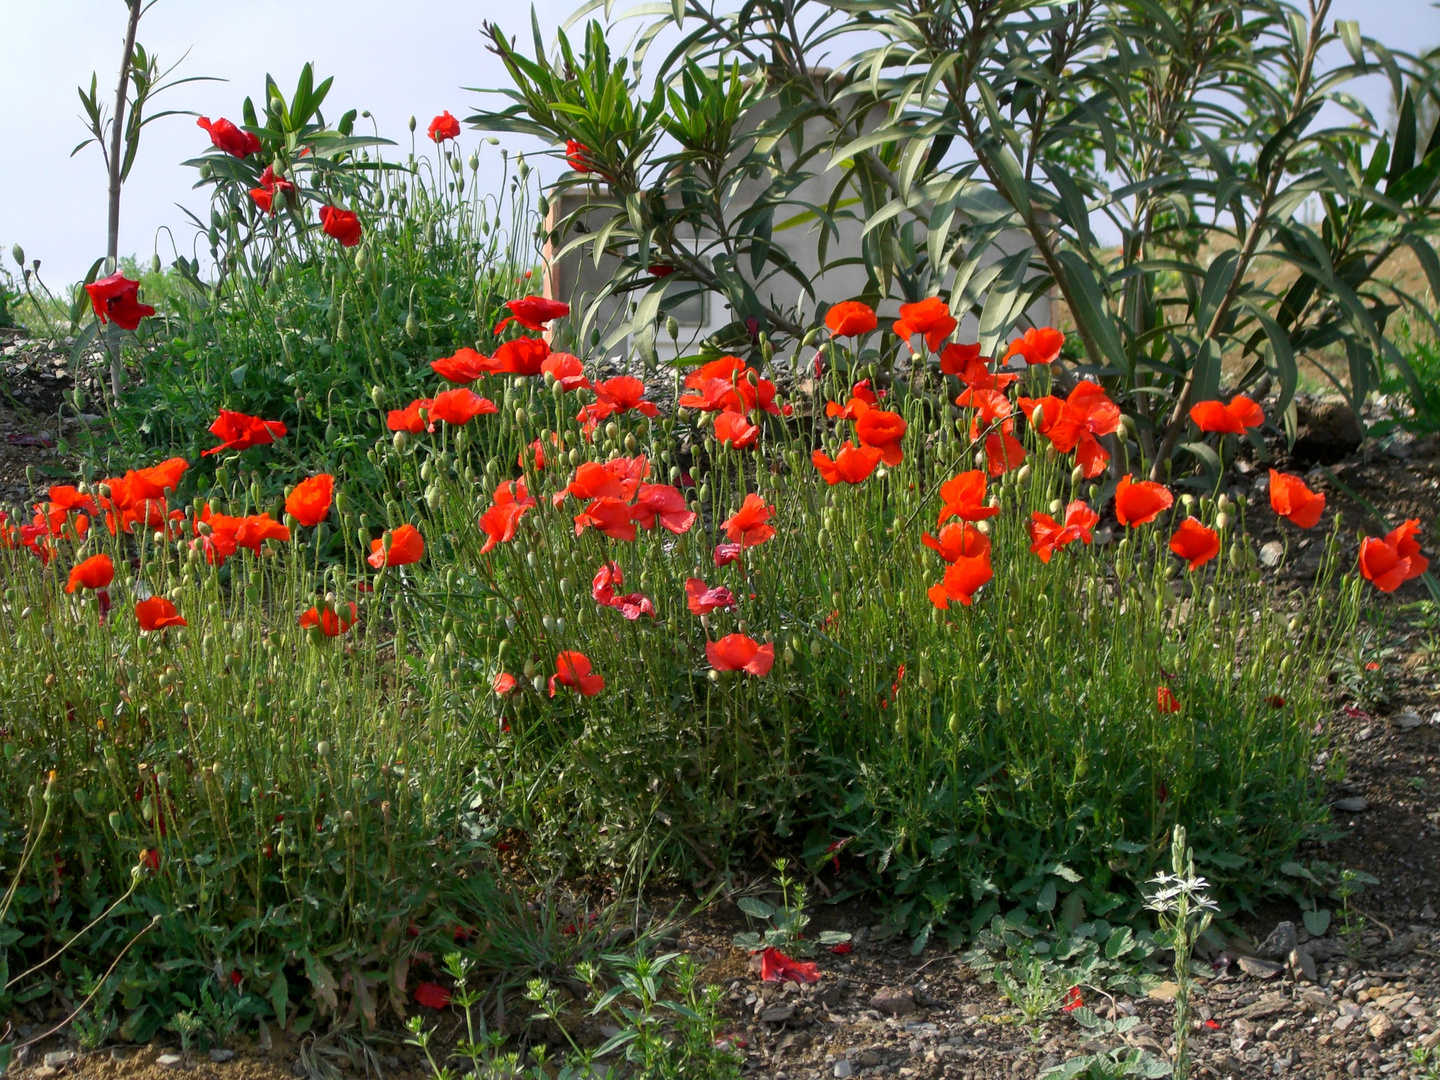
[1114,475,1174,527]
[713,542,742,566]
[686,577,738,614]
[495,296,570,335]
[1061,987,1082,1013]
[1157,686,1181,713]
[574,496,638,541]
[937,471,1001,524]
[825,301,878,337]
[812,441,883,485]
[431,347,494,384]
[758,947,821,984]
[136,596,186,631]
[714,410,759,449]
[1189,395,1264,435]
[197,116,261,158]
[593,376,658,418]
[1003,326,1064,366]
[492,336,550,375]
[825,379,879,422]
[549,650,604,696]
[130,457,189,500]
[204,410,287,456]
[493,672,518,695]
[633,483,696,534]
[1269,470,1325,528]
[681,357,784,416]
[428,388,498,427]
[922,522,991,563]
[286,474,334,528]
[706,634,775,676]
[368,524,425,568]
[1040,381,1122,479]
[543,352,591,391]
[1027,501,1098,562]
[1359,519,1428,592]
[141,848,161,874]
[942,344,1019,390]
[387,398,432,434]
[66,553,114,593]
[428,111,461,142]
[232,514,290,552]
[855,408,906,465]
[722,494,775,547]
[1170,517,1220,570]
[47,486,98,516]
[926,549,993,609]
[249,165,295,214]
[591,562,654,620]
[479,479,536,553]
[556,457,649,505]
[983,430,1027,477]
[318,205,363,247]
[299,601,358,637]
[521,436,552,471]
[893,297,956,353]
[565,139,593,173]
[414,982,452,1010]
[85,272,155,331]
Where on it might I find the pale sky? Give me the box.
[1,0,1436,288]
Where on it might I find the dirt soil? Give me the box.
[2,332,1439,1079]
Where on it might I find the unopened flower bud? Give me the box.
[1070,465,1085,487]
[1215,512,1230,531]
[317,740,331,758]
[393,430,408,452]
[408,115,417,132]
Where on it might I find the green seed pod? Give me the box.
[11,244,24,267]
[810,640,822,659]
[947,713,960,736]
[108,810,122,833]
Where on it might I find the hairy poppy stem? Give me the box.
[105,0,143,401]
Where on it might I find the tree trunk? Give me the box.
[106,0,142,402]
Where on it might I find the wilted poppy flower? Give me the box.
[565,139,592,173]
[495,296,570,335]
[1004,326,1064,366]
[1114,475,1174,527]
[926,549,993,609]
[543,352,591,391]
[855,408,906,465]
[722,494,775,547]
[922,522,991,563]
[204,410,287,456]
[492,336,550,375]
[812,441,882,485]
[686,577,737,614]
[66,553,114,593]
[707,633,775,676]
[937,471,1000,524]
[1170,517,1220,570]
[574,497,638,541]
[197,116,261,158]
[713,542,742,566]
[136,596,186,631]
[1157,686,1181,713]
[299,601,358,637]
[368,524,425,568]
[1359,519,1428,592]
[1269,470,1325,528]
[825,301,877,337]
[249,165,295,214]
[893,297,957,353]
[431,347,493,384]
[493,672,518,695]
[714,410,759,449]
[825,379,879,422]
[479,479,536,552]
[647,263,675,277]
[286,474,334,528]
[1061,987,1082,1013]
[633,483,696,534]
[428,111,461,142]
[1190,395,1264,435]
[1027,501,1098,562]
[319,205,363,247]
[549,650,604,696]
[591,562,654,620]
[428,388,498,427]
[414,982,452,1009]
[759,947,820,984]
[85,273,155,331]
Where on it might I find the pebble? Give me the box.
[1289,946,1318,983]
[1259,921,1298,959]
[1238,956,1284,979]
[761,1004,795,1023]
[833,1059,854,1078]
[1333,796,1369,813]
[156,1053,186,1068]
[1147,981,1180,1001]
[869,986,917,1017]
[1260,541,1285,567]
[1390,710,1424,730]
[42,1052,75,1069]
[209,1049,236,1063]
[1368,1013,1395,1042]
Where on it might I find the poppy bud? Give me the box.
[783,647,795,665]
[947,713,960,736]
[317,740,331,758]
[1070,465,1084,487]
[1215,512,1230,531]
[1049,499,1064,515]
[10,244,23,267]
[1208,595,1220,618]
[1217,492,1231,511]
[666,316,681,341]
[1015,464,1031,486]
[394,431,408,452]
[542,615,556,633]
[811,640,822,658]
[523,658,537,679]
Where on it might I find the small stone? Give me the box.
[1421,1028,1440,1050]
[1259,541,1285,568]
[1289,946,1317,983]
[960,1003,984,1017]
[1333,796,1368,813]
[156,1053,186,1069]
[853,1047,884,1067]
[869,986,917,1017]
[1391,710,1424,730]
[1259,922,1299,959]
[1368,1013,1394,1041]
[833,1060,853,1078]
[33,1067,57,1079]
[43,1052,76,1069]
[1238,956,1284,979]
[761,1004,795,1023]
[1148,982,1180,1001]
[209,1049,236,1063]
[1334,1014,1356,1034]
